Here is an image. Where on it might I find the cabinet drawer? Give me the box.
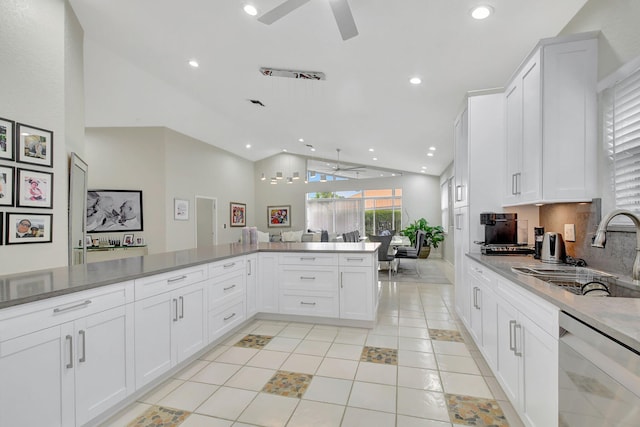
[280,253,338,266]
[339,253,373,267]
[468,260,496,290]
[496,277,558,335]
[279,266,338,291]
[209,257,245,278]
[279,290,338,318]
[209,272,245,308]
[209,297,246,342]
[135,265,207,300]
[0,282,131,342]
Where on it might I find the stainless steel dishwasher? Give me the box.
[559,311,640,426]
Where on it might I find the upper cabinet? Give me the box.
[503,32,598,206]
[454,108,469,208]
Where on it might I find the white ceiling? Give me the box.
[68,0,588,177]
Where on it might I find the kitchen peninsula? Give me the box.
[0,242,379,427]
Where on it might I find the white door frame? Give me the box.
[195,195,218,247]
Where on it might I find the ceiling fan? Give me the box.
[333,148,365,172]
[258,0,359,41]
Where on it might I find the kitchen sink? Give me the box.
[510,265,640,297]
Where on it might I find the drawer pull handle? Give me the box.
[79,330,86,363]
[347,257,364,262]
[168,275,187,283]
[223,284,237,291]
[300,276,316,280]
[300,301,316,306]
[223,262,236,268]
[300,257,316,261]
[248,260,252,276]
[224,312,236,321]
[54,300,92,313]
[66,335,73,369]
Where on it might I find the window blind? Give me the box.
[605,66,640,213]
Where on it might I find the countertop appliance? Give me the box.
[541,232,565,263]
[559,311,640,426]
[479,212,534,255]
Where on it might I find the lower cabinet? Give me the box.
[134,281,207,388]
[258,252,279,313]
[339,265,374,321]
[0,283,133,427]
[246,254,258,318]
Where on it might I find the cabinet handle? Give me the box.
[79,330,86,363]
[173,298,178,322]
[66,335,74,369]
[300,301,317,306]
[509,320,517,352]
[224,312,236,321]
[300,257,316,261]
[168,275,187,284]
[346,257,364,262]
[341,272,343,288]
[223,262,236,269]
[179,296,184,319]
[455,214,462,230]
[473,287,479,309]
[514,323,522,357]
[300,276,316,280]
[248,260,252,276]
[223,284,237,291]
[455,184,463,202]
[53,299,92,313]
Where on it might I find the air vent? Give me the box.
[248,99,265,107]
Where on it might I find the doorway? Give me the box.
[196,196,217,248]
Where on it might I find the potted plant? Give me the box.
[400,218,445,258]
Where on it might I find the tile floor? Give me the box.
[102,259,525,427]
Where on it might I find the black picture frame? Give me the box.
[6,212,53,245]
[16,123,53,168]
[16,168,53,209]
[0,117,15,161]
[87,189,143,233]
[0,165,15,207]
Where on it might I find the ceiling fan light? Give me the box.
[471,5,493,20]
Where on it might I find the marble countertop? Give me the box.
[467,253,640,352]
[0,242,379,310]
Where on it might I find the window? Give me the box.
[306,189,402,236]
[604,65,640,216]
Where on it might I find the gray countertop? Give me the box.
[467,253,640,352]
[0,242,379,310]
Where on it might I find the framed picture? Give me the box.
[230,202,246,227]
[0,165,15,206]
[16,123,53,167]
[174,198,189,220]
[87,190,143,233]
[135,236,145,246]
[16,168,53,208]
[267,205,291,228]
[0,117,15,161]
[123,234,134,246]
[85,235,93,247]
[6,212,53,244]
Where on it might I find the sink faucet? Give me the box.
[592,209,640,280]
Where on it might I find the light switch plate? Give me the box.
[564,224,576,242]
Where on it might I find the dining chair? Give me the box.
[395,230,425,277]
[368,234,396,279]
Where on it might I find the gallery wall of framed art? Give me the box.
[0,117,55,245]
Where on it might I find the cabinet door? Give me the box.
[519,50,542,203]
[246,255,258,317]
[134,292,174,388]
[454,207,470,324]
[454,108,469,208]
[495,297,521,405]
[504,81,522,205]
[480,286,498,370]
[0,325,74,427]
[75,305,133,426]
[339,266,373,321]
[175,282,207,363]
[469,279,483,346]
[258,253,279,313]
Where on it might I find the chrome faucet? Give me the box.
[592,209,640,280]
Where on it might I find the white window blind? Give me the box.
[605,66,640,213]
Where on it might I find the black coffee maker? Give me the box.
[534,227,545,259]
[480,213,518,245]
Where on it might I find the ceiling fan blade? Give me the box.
[258,0,313,25]
[329,0,358,40]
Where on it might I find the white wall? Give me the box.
[84,127,256,253]
[0,0,83,275]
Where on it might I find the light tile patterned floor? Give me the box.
[105,259,525,427]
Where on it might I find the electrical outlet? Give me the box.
[564,224,576,242]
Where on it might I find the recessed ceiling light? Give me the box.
[369,148,374,152]
[409,77,422,85]
[246,144,251,149]
[427,152,434,157]
[429,146,436,151]
[372,157,378,161]
[282,149,288,152]
[471,5,493,20]
[421,166,427,169]
[298,138,304,142]
[310,147,316,152]
[188,59,199,68]
[243,4,258,16]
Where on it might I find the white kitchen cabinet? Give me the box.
[258,252,279,313]
[207,256,247,343]
[0,283,133,427]
[467,260,498,369]
[504,33,598,206]
[339,253,376,321]
[134,280,207,388]
[246,254,258,318]
[454,207,469,325]
[453,107,469,208]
